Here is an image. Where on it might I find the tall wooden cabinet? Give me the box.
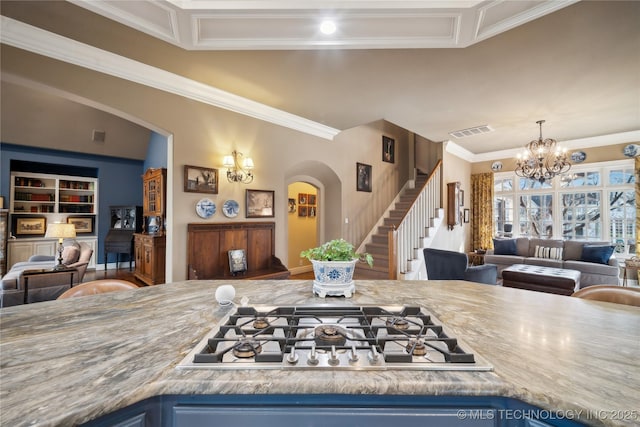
[134,168,167,286]
[447,182,461,230]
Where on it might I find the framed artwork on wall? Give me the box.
[463,208,470,223]
[184,165,218,194]
[67,216,94,234]
[382,136,395,163]
[298,206,308,217]
[288,198,296,213]
[14,216,46,236]
[357,162,372,192]
[246,189,274,218]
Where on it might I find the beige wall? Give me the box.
[287,182,317,270]
[440,144,472,253]
[1,47,412,282]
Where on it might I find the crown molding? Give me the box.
[469,130,640,163]
[0,16,340,140]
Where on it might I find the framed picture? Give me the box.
[246,189,274,218]
[184,165,218,194]
[228,249,247,275]
[67,216,94,234]
[463,208,470,223]
[308,206,316,217]
[308,194,316,205]
[298,193,307,205]
[459,189,464,207]
[357,162,372,192]
[14,216,46,236]
[298,206,308,217]
[288,198,296,213]
[382,136,395,163]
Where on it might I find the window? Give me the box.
[493,160,635,249]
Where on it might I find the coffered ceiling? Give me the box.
[1,1,639,160]
[69,0,577,50]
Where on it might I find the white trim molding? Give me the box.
[0,16,341,141]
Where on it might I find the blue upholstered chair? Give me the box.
[423,248,498,285]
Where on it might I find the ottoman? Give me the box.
[502,264,581,296]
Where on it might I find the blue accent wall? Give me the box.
[0,143,144,263]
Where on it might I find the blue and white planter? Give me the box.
[311,259,357,298]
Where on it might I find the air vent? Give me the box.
[92,130,106,143]
[449,125,494,139]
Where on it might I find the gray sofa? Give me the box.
[484,237,619,288]
[0,240,93,307]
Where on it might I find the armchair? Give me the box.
[0,241,94,307]
[423,248,498,285]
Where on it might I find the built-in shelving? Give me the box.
[10,172,98,215]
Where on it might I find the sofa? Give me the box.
[0,240,94,307]
[484,237,619,288]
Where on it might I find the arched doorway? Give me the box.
[285,160,343,274]
[287,181,318,274]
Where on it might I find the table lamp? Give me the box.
[45,222,77,270]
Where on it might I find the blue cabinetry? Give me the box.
[82,395,587,427]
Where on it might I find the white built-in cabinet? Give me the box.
[7,171,98,270]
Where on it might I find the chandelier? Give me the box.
[514,120,571,183]
[223,150,254,184]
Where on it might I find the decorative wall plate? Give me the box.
[570,151,587,163]
[623,144,639,158]
[491,161,503,172]
[222,200,239,218]
[195,198,216,219]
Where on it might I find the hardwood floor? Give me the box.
[83,268,314,286]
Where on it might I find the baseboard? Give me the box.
[289,265,313,275]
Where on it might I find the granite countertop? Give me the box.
[0,279,638,426]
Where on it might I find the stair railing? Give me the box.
[388,160,442,278]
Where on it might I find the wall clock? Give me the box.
[195,198,216,219]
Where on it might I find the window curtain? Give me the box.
[636,157,639,256]
[471,173,494,250]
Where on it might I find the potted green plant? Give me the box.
[300,239,373,298]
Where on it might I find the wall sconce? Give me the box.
[223,150,254,184]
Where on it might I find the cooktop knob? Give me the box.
[368,346,381,364]
[286,347,299,364]
[348,344,359,363]
[307,344,319,366]
[328,345,340,366]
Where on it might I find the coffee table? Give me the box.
[502,264,581,296]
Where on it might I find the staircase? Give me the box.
[354,161,443,280]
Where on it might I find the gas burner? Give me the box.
[232,337,262,358]
[253,317,269,329]
[314,325,347,347]
[405,338,428,356]
[386,317,409,331]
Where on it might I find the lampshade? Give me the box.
[45,223,77,239]
[223,155,234,168]
[243,157,254,169]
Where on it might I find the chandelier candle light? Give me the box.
[515,120,571,183]
[223,150,254,184]
[44,222,76,270]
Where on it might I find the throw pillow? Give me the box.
[61,246,80,265]
[581,245,615,265]
[493,238,517,255]
[534,245,563,260]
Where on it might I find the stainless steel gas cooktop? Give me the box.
[177,305,492,371]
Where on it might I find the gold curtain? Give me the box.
[636,157,639,256]
[471,173,494,250]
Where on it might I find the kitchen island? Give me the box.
[0,279,638,426]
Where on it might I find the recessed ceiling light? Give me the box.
[320,20,336,35]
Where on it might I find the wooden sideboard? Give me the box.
[187,222,290,280]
